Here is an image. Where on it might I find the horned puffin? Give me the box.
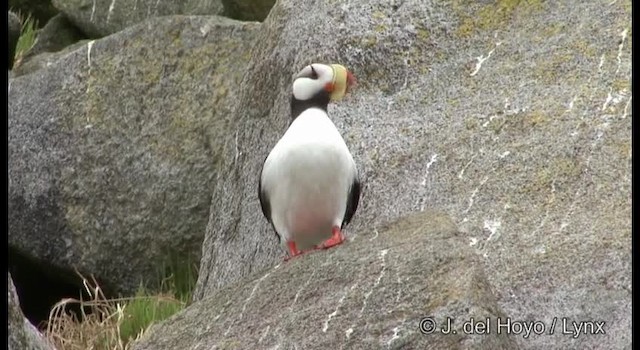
[258,63,360,260]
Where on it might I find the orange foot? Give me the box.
[315,226,345,250]
[284,241,314,261]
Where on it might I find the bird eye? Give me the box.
[310,66,318,79]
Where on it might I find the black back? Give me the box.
[290,90,330,122]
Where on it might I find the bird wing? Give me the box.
[342,175,361,228]
[258,157,280,242]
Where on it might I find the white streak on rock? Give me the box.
[602,88,613,111]
[499,151,511,159]
[401,58,410,90]
[463,176,489,214]
[90,0,97,21]
[386,324,402,346]
[107,0,117,23]
[560,123,609,232]
[225,270,273,336]
[484,219,501,242]
[323,271,362,333]
[200,24,211,37]
[420,154,438,186]
[345,328,353,339]
[566,95,578,112]
[258,325,271,343]
[598,54,606,73]
[369,228,379,241]
[234,130,239,164]
[616,28,628,75]
[458,155,476,179]
[85,40,96,124]
[87,40,95,68]
[291,269,317,310]
[531,181,555,237]
[470,42,501,77]
[482,114,500,128]
[360,249,388,315]
[621,96,631,119]
[533,245,546,254]
[394,263,403,304]
[323,289,349,332]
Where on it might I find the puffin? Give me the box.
[258,63,361,260]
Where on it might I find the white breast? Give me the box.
[261,108,357,250]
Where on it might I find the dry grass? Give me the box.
[43,273,185,350]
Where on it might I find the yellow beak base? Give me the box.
[329,64,349,101]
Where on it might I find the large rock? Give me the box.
[8,273,55,350]
[12,39,90,78]
[8,0,58,27]
[27,14,86,58]
[133,211,519,349]
[222,0,276,21]
[194,0,631,349]
[52,0,225,37]
[9,16,259,295]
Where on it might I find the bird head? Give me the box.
[292,63,356,102]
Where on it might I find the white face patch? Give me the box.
[292,64,335,101]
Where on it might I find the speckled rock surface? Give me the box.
[195,0,631,349]
[133,211,519,350]
[12,39,90,77]
[8,273,55,350]
[52,0,225,37]
[8,16,259,295]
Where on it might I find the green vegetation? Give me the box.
[12,11,39,68]
[44,260,198,350]
[118,289,185,344]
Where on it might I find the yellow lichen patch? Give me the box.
[374,24,388,33]
[525,110,550,127]
[533,52,575,83]
[617,140,631,159]
[528,157,582,193]
[483,116,506,134]
[612,78,631,93]
[454,0,544,37]
[372,10,386,20]
[417,28,430,41]
[570,39,598,58]
[541,22,565,38]
[621,0,632,15]
[464,116,480,130]
[361,35,378,48]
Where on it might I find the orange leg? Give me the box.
[315,226,345,250]
[284,241,303,261]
